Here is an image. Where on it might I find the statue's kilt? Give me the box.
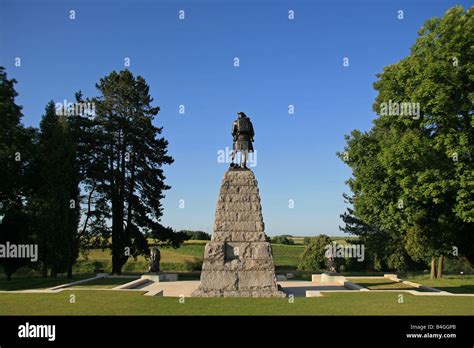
[233,135,254,152]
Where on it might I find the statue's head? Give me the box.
[237,112,247,118]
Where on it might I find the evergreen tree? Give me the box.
[34,101,80,277]
[85,70,181,274]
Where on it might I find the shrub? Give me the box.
[297,235,332,271]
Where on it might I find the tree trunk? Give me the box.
[67,264,73,279]
[42,262,48,278]
[7,273,12,281]
[112,253,122,275]
[430,257,436,280]
[50,269,57,278]
[437,255,444,279]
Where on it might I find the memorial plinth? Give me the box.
[192,167,285,297]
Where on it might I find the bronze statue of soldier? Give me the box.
[148,247,161,273]
[230,112,255,169]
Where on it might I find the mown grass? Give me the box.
[348,278,418,291]
[0,290,472,315]
[0,276,89,291]
[404,274,474,294]
[271,244,305,269]
[69,277,138,289]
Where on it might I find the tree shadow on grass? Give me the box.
[430,285,474,294]
[0,277,84,291]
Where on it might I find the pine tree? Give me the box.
[85,70,181,274]
[34,101,80,277]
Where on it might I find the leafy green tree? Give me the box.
[271,236,295,245]
[181,230,211,240]
[339,6,473,278]
[298,235,332,271]
[0,208,32,280]
[0,67,36,279]
[0,67,36,218]
[339,193,419,272]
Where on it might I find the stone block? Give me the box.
[238,271,276,290]
[200,271,238,291]
[204,242,225,259]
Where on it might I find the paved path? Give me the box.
[140,280,200,297]
[136,280,347,297]
[1,278,473,298]
[279,281,346,297]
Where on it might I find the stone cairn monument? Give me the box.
[192,112,285,298]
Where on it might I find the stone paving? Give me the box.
[1,274,473,298]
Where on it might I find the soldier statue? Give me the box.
[148,247,161,273]
[230,112,255,169]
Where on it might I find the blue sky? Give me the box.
[1,0,470,236]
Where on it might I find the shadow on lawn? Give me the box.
[0,277,84,291]
[355,281,417,291]
[430,285,474,294]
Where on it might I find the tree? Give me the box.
[32,101,80,277]
[0,67,36,280]
[181,230,211,241]
[66,91,110,277]
[271,236,295,245]
[0,208,31,280]
[83,70,181,274]
[298,235,332,271]
[339,6,473,279]
[339,193,417,272]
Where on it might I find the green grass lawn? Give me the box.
[72,242,305,273]
[0,290,472,315]
[348,278,420,291]
[69,277,139,289]
[404,274,474,294]
[271,244,305,269]
[0,276,89,291]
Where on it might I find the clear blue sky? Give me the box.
[1,0,470,236]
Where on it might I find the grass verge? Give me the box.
[0,290,472,315]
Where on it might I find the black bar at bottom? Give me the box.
[0,316,472,346]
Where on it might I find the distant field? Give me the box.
[286,236,359,245]
[271,244,305,269]
[72,240,306,273]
